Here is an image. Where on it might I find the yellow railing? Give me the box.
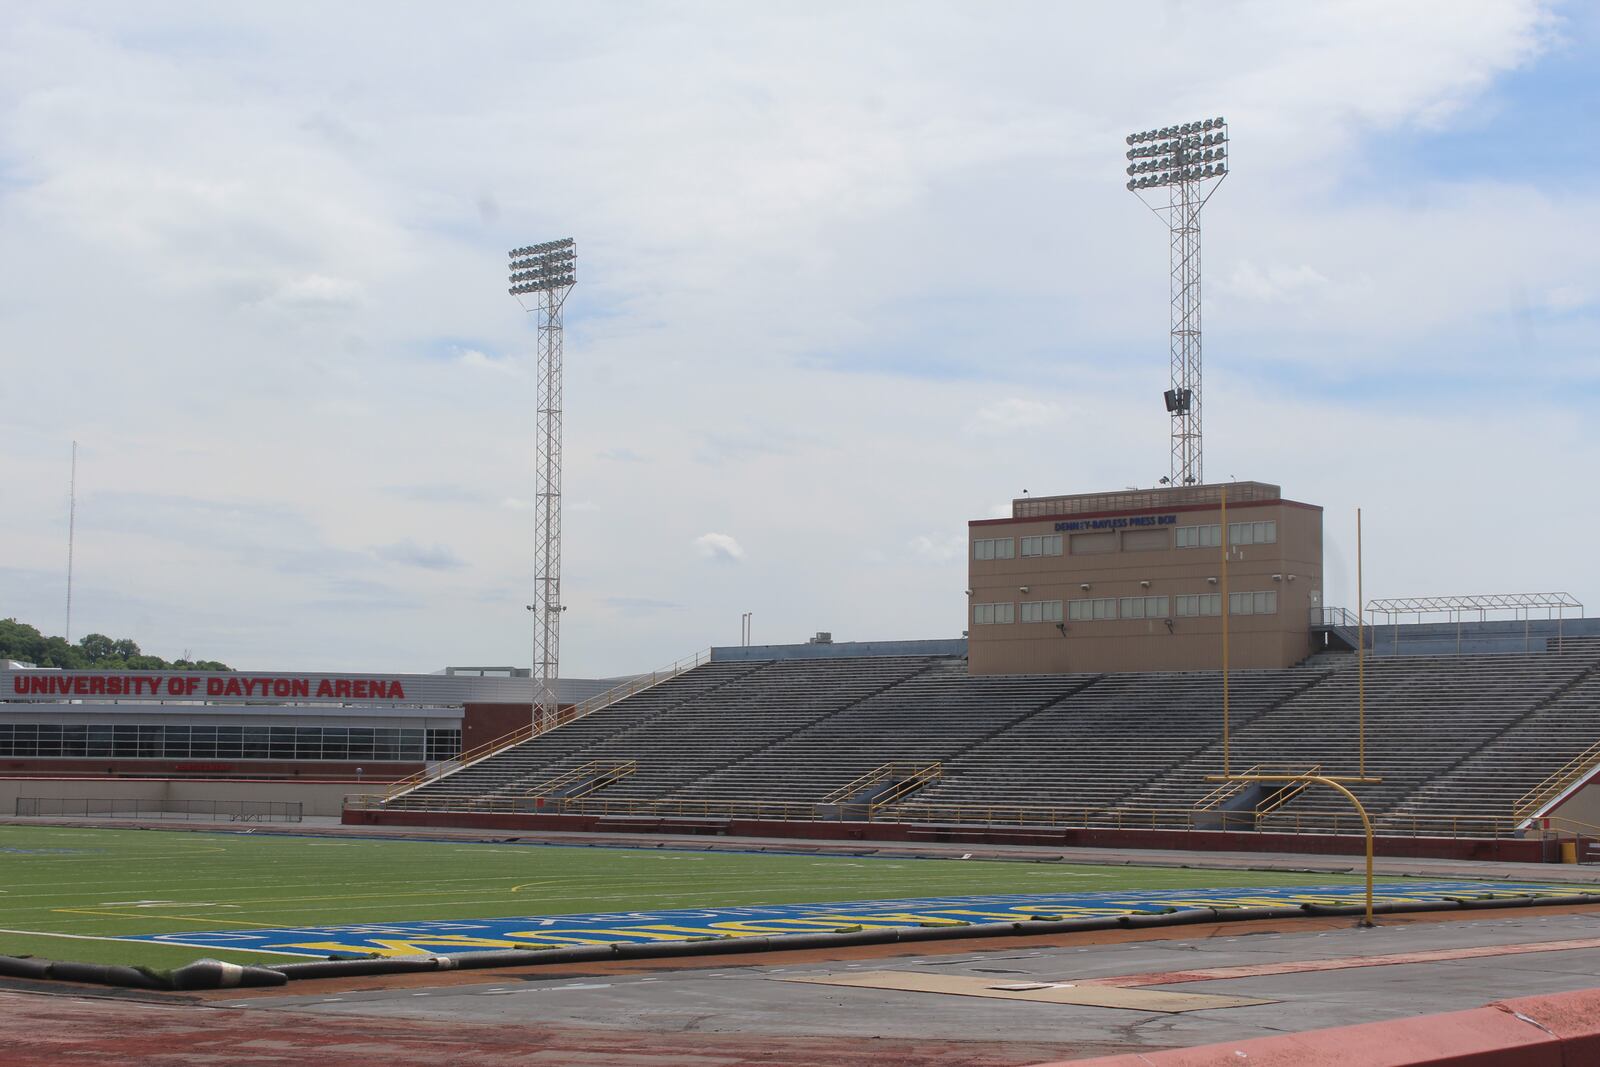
[381,648,712,802]
[525,759,637,801]
[1257,767,1322,818]
[1194,764,1320,813]
[820,762,941,805]
[349,792,827,821]
[343,792,1600,847]
[1513,739,1600,822]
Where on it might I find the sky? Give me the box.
[1,1,1596,674]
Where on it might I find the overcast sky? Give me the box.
[2,1,1596,674]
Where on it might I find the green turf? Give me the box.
[0,824,1363,969]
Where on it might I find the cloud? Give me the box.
[370,540,466,571]
[693,533,746,563]
[454,347,523,376]
[909,533,966,564]
[260,273,363,311]
[1,2,1593,674]
[381,484,490,505]
[1544,285,1592,311]
[967,398,1063,435]
[604,596,683,612]
[1218,262,1333,303]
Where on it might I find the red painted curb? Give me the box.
[1032,987,1600,1066]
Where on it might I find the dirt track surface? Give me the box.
[0,988,1130,1067]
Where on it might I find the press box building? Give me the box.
[967,481,1322,674]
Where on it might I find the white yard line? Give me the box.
[0,927,308,958]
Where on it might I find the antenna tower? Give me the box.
[65,440,78,642]
[508,238,577,734]
[1125,116,1229,486]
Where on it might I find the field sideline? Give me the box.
[0,823,1394,969]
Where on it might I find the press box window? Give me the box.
[1067,597,1117,621]
[1118,596,1170,620]
[1228,521,1277,546]
[1020,600,1063,623]
[1175,593,1222,617]
[973,602,1015,625]
[1176,524,1221,549]
[1229,590,1279,615]
[974,537,1015,561]
[1020,534,1063,557]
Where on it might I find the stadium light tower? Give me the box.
[508,238,577,734]
[1125,116,1229,487]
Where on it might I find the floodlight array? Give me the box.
[1123,117,1228,190]
[508,238,577,294]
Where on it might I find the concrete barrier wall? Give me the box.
[1,777,358,817]
[343,809,1551,862]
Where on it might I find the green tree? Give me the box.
[0,618,229,672]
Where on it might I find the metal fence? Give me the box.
[15,797,303,822]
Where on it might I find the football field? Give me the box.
[0,824,1583,971]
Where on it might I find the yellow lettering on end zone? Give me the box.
[500,931,653,946]
[701,917,910,933]
[937,908,1132,921]
[1178,896,1312,908]
[809,913,970,926]
[289,936,542,958]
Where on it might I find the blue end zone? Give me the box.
[124,881,1583,959]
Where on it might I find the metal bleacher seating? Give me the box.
[1206,652,1600,832]
[675,662,1098,803]
[897,669,1326,816]
[386,642,1600,836]
[399,658,764,806]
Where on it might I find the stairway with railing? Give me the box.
[667,662,1097,804]
[388,657,763,808]
[1381,654,1600,828]
[889,669,1324,824]
[1231,652,1597,833]
[546,655,945,809]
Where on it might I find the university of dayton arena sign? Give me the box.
[0,666,541,708]
[9,673,407,701]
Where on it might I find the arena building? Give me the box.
[967,480,1323,674]
[0,666,620,780]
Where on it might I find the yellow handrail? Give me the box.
[1255,765,1322,818]
[383,647,712,801]
[1193,764,1320,812]
[1513,739,1600,821]
[344,791,1597,846]
[525,759,637,800]
[820,762,941,804]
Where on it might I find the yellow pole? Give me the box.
[1221,487,1230,778]
[1212,774,1376,927]
[1316,775,1375,927]
[1357,507,1365,779]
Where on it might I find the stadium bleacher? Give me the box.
[385,642,1600,836]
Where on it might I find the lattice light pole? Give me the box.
[508,238,577,733]
[1125,116,1229,487]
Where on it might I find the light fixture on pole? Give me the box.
[1125,116,1229,487]
[508,237,577,735]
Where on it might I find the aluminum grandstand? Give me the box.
[347,632,1600,862]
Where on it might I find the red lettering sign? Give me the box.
[7,671,417,704]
